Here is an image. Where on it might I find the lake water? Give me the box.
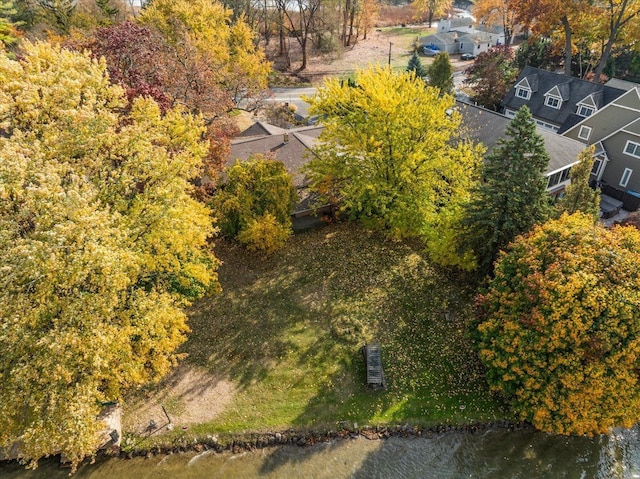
[3,427,640,478]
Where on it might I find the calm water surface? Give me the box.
[3,427,640,478]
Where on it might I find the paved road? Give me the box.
[269,87,317,118]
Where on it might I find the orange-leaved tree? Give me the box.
[478,213,640,436]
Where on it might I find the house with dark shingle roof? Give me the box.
[502,66,626,133]
[458,102,586,199]
[231,105,587,205]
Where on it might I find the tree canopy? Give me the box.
[462,106,551,275]
[427,51,454,96]
[0,42,219,468]
[555,146,600,221]
[304,66,482,243]
[407,50,427,79]
[138,0,270,114]
[464,46,516,111]
[213,155,297,254]
[478,213,640,436]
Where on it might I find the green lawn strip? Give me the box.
[128,223,511,448]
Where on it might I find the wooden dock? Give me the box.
[362,342,386,389]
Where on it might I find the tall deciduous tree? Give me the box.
[0,42,219,469]
[462,106,551,275]
[139,0,270,113]
[472,0,517,46]
[511,0,593,76]
[81,21,170,110]
[413,0,452,27]
[274,0,320,70]
[427,51,454,96]
[592,0,640,82]
[303,66,482,241]
[464,46,516,111]
[478,213,640,436]
[555,146,601,221]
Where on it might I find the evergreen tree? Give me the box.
[36,0,75,33]
[463,105,551,275]
[406,50,427,78]
[95,0,118,20]
[555,146,601,222]
[427,51,454,95]
[0,0,20,49]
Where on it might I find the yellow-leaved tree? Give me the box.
[138,0,271,117]
[0,42,219,469]
[478,213,640,436]
[303,66,482,268]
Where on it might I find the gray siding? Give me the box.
[601,135,640,192]
[564,106,640,144]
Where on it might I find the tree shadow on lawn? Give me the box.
[249,231,508,475]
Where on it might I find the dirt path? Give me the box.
[123,364,235,435]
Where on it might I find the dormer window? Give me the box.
[577,104,595,117]
[516,87,530,100]
[544,95,562,109]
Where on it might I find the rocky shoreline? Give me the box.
[120,420,532,460]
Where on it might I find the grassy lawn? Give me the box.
[154,222,511,440]
[377,26,437,70]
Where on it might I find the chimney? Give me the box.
[283,132,289,144]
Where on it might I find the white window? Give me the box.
[591,158,603,177]
[578,125,592,141]
[620,168,633,188]
[516,87,530,100]
[547,168,572,189]
[624,141,640,159]
[577,105,594,117]
[545,96,561,109]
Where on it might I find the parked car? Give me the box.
[423,47,440,57]
[460,53,476,61]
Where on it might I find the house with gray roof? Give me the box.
[419,32,459,54]
[232,105,586,205]
[457,31,493,55]
[562,87,640,210]
[458,102,586,199]
[502,66,626,133]
[438,17,474,34]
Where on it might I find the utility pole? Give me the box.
[388,42,393,66]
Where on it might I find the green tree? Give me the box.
[0,0,21,49]
[513,36,556,71]
[427,51,454,96]
[303,66,482,242]
[478,213,640,436]
[462,106,551,275]
[213,155,297,253]
[0,42,219,470]
[555,146,600,221]
[36,0,75,33]
[406,50,427,79]
[464,46,516,111]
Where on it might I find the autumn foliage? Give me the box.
[213,156,297,254]
[478,213,640,436]
[0,42,219,468]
